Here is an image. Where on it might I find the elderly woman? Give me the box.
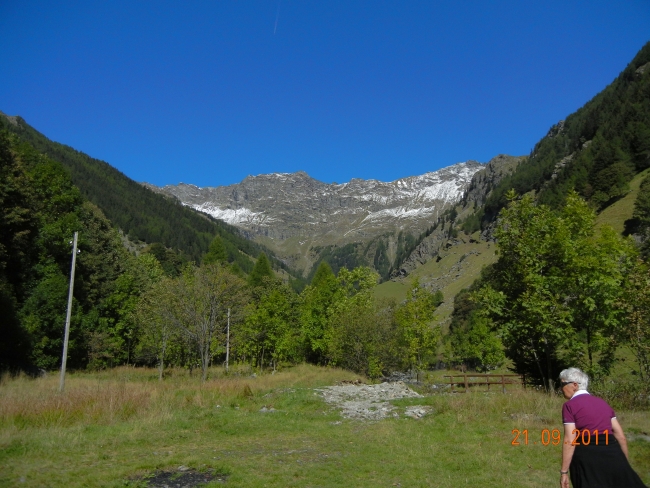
[559,368,647,488]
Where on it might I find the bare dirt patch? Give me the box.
[133,467,227,487]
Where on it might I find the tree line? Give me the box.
[446,191,650,392]
[107,251,445,381]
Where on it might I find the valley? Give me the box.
[145,162,484,273]
[2,5,650,488]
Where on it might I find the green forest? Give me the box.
[1,43,649,405]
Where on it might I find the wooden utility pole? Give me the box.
[59,232,79,393]
[225,308,230,373]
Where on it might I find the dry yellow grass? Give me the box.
[0,375,152,427]
[0,364,362,429]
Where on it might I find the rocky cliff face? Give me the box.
[462,154,525,208]
[394,154,524,276]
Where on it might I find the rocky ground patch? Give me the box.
[316,381,432,421]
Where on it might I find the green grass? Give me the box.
[374,235,498,326]
[595,167,650,234]
[1,365,648,487]
[373,279,410,303]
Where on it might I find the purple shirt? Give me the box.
[562,392,615,432]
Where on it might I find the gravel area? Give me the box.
[316,381,428,421]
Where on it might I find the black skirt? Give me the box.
[570,435,648,488]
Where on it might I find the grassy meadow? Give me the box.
[1,365,648,487]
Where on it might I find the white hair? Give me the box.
[559,367,589,390]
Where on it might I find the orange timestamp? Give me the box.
[511,429,610,446]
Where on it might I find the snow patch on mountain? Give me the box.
[152,161,484,239]
[361,206,437,223]
[190,204,275,225]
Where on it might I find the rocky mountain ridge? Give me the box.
[146,162,482,238]
[145,156,521,276]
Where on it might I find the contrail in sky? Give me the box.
[274,0,281,34]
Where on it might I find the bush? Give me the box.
[590,377,650,411]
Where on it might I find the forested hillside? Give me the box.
[482,41,650,221]
[0,133,127,370]
[0,112,278,273]
[399,40,650,286]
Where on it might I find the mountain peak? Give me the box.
[146,159,496,271]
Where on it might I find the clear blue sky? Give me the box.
[1,1,648,187]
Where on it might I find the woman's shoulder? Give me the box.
[573,393,615,413]
[585,393,610,405]
[565,392,610,407]
[590,394,614,409]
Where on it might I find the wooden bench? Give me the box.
[443,374,523,393]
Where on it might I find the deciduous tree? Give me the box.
[139,264,248,381]
[618,259,650,381]
[395,278,442,380]
[136,276,180,380]
[299,262,338,364]
[239,279,299,371]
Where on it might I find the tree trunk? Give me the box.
[586,324,593,370]
[201,339,210,382]
[202,355,209,382]
[544,336,553,395]
[158,341,166,382]
[530,339,545,389]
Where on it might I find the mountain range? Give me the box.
[144,157,521,275]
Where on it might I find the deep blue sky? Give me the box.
[1,2,648,187]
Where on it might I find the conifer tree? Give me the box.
[203,235,228,265]
[248,253,274,287]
